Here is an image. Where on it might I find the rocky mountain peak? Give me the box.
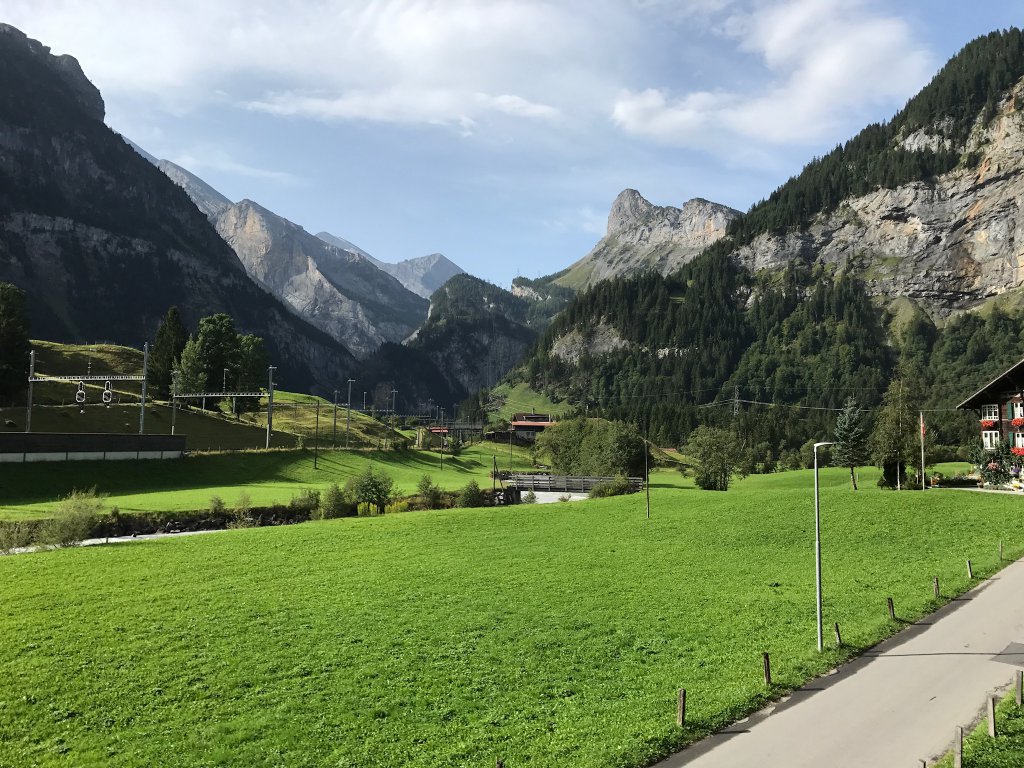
[607,188,654,235]
[0,24,104,121]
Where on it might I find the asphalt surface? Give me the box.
[658,558,1024,768]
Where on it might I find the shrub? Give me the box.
[228,492,255,529]
[557,494,572,502]
[36,488,104,548]
[0,520,35,553]
[319,483,354,519]
[458,480,486,508]
[522,490,537,504]
[589,476,633,498]
[209,495,227,515]
[353,466,395,515]
[289,489,321,516]
[417,475,444,510]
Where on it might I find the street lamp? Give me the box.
[813,441,834,652]
[346,378,355,449]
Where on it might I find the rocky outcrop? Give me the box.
[215,202,428,358]
[549,322,628,363]
[554,191,740,289]
[735,83,1024,316]
[0,24,103,121]
[156,159,232,219]
[318,231,465,299]
[0,24,358,393]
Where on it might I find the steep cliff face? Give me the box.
[408,274,537,396]
[0,25,356,392]
[734,82,1024,315]
[214,202,427,358]
[553,191,740,289]
[318,231,465,299]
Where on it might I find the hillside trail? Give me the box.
[658,558,1024,768]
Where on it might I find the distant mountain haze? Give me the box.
[317,231,465,299]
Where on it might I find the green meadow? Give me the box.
[1,468,1022,767]
[0,443,538,518]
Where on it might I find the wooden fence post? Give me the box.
[988,696,997,738]
[967,559,974,579]
[1016,670,1022,707]
[933,576,940,598]
[677,688,686,727]
[887,597,896,621]
[834,622,842,647]
[999,540,1004,561]
[763,653,771,687]
[954,726,963,768]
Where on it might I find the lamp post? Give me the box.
[333,389,338,448]
[346,378,355,449]
[813,441,834,652]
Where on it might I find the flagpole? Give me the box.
[920,411,926,491]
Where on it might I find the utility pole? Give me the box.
[265,366,276,449]
[171,370,179,435]
[362,391,366,411]
[645,437,651,519]
[25,349,34,433]
[139,342,149,435]
[346,378,355,449]
[313,399,320,469]
[390,388,398,448]
[332,389,338,448]
[920,411,926,491]
[223,368,228,393]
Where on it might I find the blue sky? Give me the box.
[7,1,1021,286]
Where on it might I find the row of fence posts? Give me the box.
[945,670,1023,768]
[668,541,1010,758]
[492,544,1011,767]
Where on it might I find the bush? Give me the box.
[417,475,445,510]
[522,490,537,504]
[228,492,255,529]
[458,480,486,508]
[289,489,321,516]
[209,495,227,515]
[319,483,354,519]
[36,488,104,548]
[589,476,633,498]
[0,520,35,553]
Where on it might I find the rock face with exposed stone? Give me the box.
[733,83,1024,316]
[554,191,740,289]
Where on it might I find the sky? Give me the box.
[5,1,1021,287]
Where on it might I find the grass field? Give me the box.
[488,382,567,424]
[0,443,539,518]
[1,469,1022,767]
[935,690,1024,767]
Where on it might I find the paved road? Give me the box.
[658,558,1024,768]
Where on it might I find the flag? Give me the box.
[920,413,926,437]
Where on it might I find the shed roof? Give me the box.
[956,357,1024,410]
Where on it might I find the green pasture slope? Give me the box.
[0,443,538,518]
[2,469,1023,767]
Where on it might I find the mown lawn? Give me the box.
[0,443,538,518]
[935,690,1024,768]
[1,469,1022,767]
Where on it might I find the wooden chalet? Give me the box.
[510,412,556,442]
[957,358,1024,450]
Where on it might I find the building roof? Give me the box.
[511,420,555,428]
[956,357,1024,410]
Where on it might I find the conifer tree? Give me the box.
[832,398,869,490]
[0,282,30,404]
[150,306,188,399]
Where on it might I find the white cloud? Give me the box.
[6,0,628,131]
[170,149,302,186]
[613,0,934,148]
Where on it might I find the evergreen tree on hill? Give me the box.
[0,282,30,405]
[832,398,870,490]
[149,306,188,399]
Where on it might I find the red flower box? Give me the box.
[981,419,997,428]
[1012,417,1024,428]
[1012,447,1024,457]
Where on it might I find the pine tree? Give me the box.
[0,282,30,405]
[832,398,870,490]
[177,335,206,400]
[150,306,187,399]
[870,377,917,489]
